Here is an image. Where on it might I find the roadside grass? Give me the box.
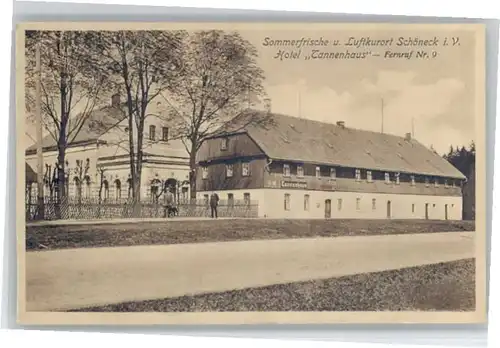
[26,219,475,251]
[72,258,475,312]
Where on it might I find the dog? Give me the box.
[166,205,179,218]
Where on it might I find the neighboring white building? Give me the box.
[196,111,466,220]
[25,94,190,203]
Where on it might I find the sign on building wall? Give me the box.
[281,181,308,189]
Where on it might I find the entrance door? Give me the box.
[325,199,331,218]
[425,203,429,219]
[386,200,391,219]
[445,204,448,220]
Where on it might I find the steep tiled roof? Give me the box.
[26,105,126,153]
[223,111,466,179]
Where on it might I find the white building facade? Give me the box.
[195,112,466,220]
[25,94,191,204]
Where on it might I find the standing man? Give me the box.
[209,191,219,219]
[164,189,174,218]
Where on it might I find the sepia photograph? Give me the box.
[16,22,486,325]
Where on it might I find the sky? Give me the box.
[239,26,477,155]
[24,25,479,156]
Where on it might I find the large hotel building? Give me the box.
[195,111,466,220]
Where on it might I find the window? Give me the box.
[226,164,233,178]
[103,180,109,201]
[162,127,169,141]
[395,173,400,185]
[367,171,373,182]
[337,198,342,211]
[356,198,361,210]
[385,172,390,184]
[297,165,304,177]
[330,168,336,179]
[84,176,91,198]
[284,193,291,211]
[202,166,208,179]
[244,193,250,206]
[74,177,81,199]
[444,179,449,188]
[127,178,133,198]
[242,162,250,176]
[227,193,234,207]
[372,198,376,210]
[115,179,121,200]
[149,125,156,141]
[181,187,188,203]
[434,178,439,187]
[425,177,430,187]
[315,166,321,178]
[304,194,310,211]
[150,179,160,203]
[411,175,416,186]
[221,137,229,150]
[355,169,361,181]
[203,194,209,206]
[412,203,415,213]
[283,164,291,177]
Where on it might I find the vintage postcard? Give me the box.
[16,22,487,325]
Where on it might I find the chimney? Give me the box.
[336,121,345,129]
[405,132,411,141]
[111,93,120,107]
[264,98,271,113]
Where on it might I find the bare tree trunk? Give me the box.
[132,104,145,217]
[55,71,68,219]
[189,143,197,201]
[98,170,104,219]
[56,148,66,219]
[132,143,143,217]
[132,172,142,217]
[187,143,197,217]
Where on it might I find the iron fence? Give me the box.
[25,196,259,221]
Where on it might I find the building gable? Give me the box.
[197,132,266,164]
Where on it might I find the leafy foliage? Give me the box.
[164,30,267,148]
[443,141,475,177]
[159,30,269,198]
[25,30,112,145]
[94,30,186,203]
[25,29,269,206]
[443,141,475,220]
[25,30,113,210]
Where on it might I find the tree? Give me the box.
[97,30,185,213]
[443,142,475,177]
[161,30,268,200]
[445,145,455,159]
[443,141,476,220]
[469,140,476,155]
[25,30,110,212]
